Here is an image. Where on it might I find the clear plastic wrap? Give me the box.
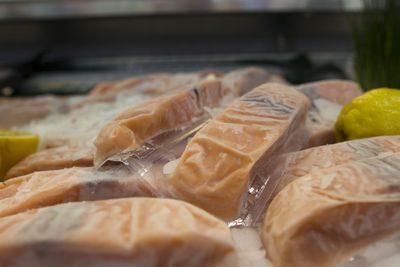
[0,197,237,267]
[116,117,212,198]
[261,152,400,267]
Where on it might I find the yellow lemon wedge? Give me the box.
[0,129,39,180]
[335,88,400,142]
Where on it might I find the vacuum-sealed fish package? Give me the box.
[93,67,274,167]
[0,198,237,267]
[167,83,310,221]
[252,135,400,216]
[0,166,153,218]
[262,152,400,267]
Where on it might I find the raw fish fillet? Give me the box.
[0,197,237,267]
[297,80,363,148]
[5,145,94,179]
[168,83,310,219]
[274,135,400,198]
[93,78,232,167]
[93,67,274,166]
[0,167,153,218]
[262,152,400,267]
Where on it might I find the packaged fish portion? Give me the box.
[167,83,310,220]
[0,197,237,267]
[5,145,94,179]
[273,135,400,199]
[262,152,400,267]
[93,67,274,167]
[93,78,232,167]
[0,166,153,218]
[297,80,363,148]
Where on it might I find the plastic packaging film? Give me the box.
[261,152,400,267]
[0,198,237,267]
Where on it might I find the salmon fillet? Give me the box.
[0,167,153,218]
[262,152,400,267]
[168,83,310,219]
[93,67,274,167]
[93,78,232,167]
[274,135,400,198]
[5,145,94,179]
[297,80,363,148]
[0,197,237,267]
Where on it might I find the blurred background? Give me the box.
[0,0,397,95]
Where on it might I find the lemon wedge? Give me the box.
[0,129,39,180]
